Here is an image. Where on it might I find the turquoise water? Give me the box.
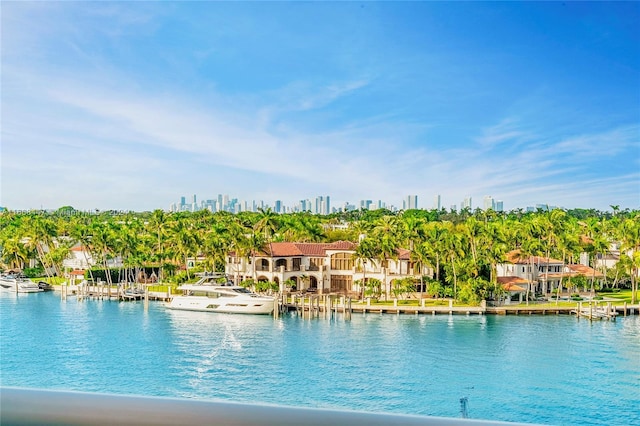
[1,292,638,425]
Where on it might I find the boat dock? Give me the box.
[571,301,618,321]
[51,285,639,318]
[55,284,173,302]
[281,295,639,318]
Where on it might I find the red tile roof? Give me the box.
[397,249,411,260]
[497,276,528,292]
[505,250,563,265]
[566,264,604,277]
[267,241,356,257]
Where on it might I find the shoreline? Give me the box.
[45,285,640,317]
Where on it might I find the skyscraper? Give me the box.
[433,194,441,210]
[404,195,418,210]
[462,196,472,210]
[483,195,495,211]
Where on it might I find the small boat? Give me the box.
[38,281,55,291]
[123,287,145,300]
[167,274,275,315]
[0,273,43,293]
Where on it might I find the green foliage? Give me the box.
[255,280,279,293]
[240,279,256,289]
[1,205,638,306]
[363,278,382,299]
[392,277,417,300]
[87,268,120,283]
[426,279,445,298]
[284,279,296,291]
[22,267,44,278]
[457,279,483,305]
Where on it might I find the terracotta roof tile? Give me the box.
[397,249,411,260]
[497,276,528,292]
[566,264,604,277]
[505,250,563,265]
[267,241,356,257]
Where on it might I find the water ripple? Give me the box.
[1,292,639,425]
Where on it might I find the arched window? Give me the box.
[275,259,287,270]
[257,259,269,271]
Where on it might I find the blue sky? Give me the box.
[2,2,639,212]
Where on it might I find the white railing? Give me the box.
[1,387,531,426]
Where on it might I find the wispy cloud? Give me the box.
[2,2,639,211]
[554,125,640,157]
[476,117,531,147]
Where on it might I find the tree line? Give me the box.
[0,206,638,303]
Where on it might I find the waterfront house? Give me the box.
[225,241,428,296]
[497,250,603,298]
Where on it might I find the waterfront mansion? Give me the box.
[224,243,604,299]
[225,241,428,296]
[496,250,603,300]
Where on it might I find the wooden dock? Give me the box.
[49,286,640,318]
[571,301,618,321]
[281,295,639,318]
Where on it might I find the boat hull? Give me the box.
[167,296,275,315]
[0,279,43,293]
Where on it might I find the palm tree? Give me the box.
[440,221,466,301]
[255,207,279,242]
[147,209,170,280]
[0,237,28,270]
[553,219,579,304]
[353,237,378,301]
[619,217,640,304]
[516,216,545,304]
[371,216,401,300]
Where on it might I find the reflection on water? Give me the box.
[1,292,639,425]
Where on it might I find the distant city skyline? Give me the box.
[166,192,573,215]
[2,3,639,212]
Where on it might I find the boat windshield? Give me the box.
[232,288,253,294]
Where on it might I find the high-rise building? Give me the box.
[495,200,504,212]
[313,196,330,215]
[404,195,418,210]
[299,199,311,212]
[360,200,372,210]
[483,195,495,211]
[343,202,356,211]
[274,200,282,213]
[462,196,472,210]
[433,195,441,210]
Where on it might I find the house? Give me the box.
[62,246,94,270]
[497,250,604,297]
[225,241,428,296]
[62,245,123,281]
[496,276,528,303]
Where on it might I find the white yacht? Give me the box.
[0,273,43,293]
[167,275,275,315]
